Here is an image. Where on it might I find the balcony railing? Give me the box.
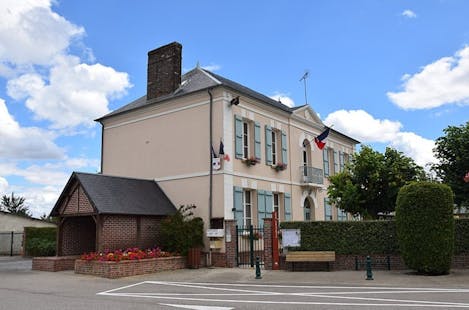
[300,166,324,185]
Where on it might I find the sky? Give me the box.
[1,0,469,217]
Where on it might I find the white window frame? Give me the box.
[242,121,249,159]
[271,130,277,165]
[243,190,252,227]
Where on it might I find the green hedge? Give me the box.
[24,227,57,257]
[280,219,469,255]
[280,220,399,255]
[455,219,469,254]
[396,182,454,275]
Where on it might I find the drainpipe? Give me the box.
[208,88,213,229]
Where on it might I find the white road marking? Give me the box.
[160,304,233,310]
[97,281,469,308]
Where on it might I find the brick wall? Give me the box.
[263,218,273,270]
[224,220,236,267]
[99,215,137,251]
[139,216,164,249]
[61,217,95,255]
[32,256,79,272]
[75,256,186,278]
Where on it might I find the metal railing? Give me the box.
[300,166,324,185]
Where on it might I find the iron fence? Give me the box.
[0,231,23,256]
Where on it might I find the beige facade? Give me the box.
[100,73,358,228]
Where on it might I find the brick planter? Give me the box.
[75,256,186,278]
[32,256,80,272]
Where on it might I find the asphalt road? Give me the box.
[2,256,469,310]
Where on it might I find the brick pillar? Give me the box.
[225,220,237,268]
[263,218,273,270]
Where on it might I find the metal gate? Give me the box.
[236,225,264,267]
[0,231,23,256]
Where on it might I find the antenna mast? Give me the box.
[299,70,309,105]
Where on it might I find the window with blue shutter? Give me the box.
[281,130,288,164]
[284,193,291,221]
[254,122,261,161]
[234,115,243,159]
[257,190,265,227]
[265,191,273,216]
[339,151,344,172]
[233,187,244,227]
[333,150,339,174]
[324,198,332,221]
[323,148,330,176]
[265,125,272,165]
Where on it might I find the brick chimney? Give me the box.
[147,42,182,101]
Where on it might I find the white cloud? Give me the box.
[0,177,8,193]
[201,64,221,71]
[402,9,417,18]
[324,109,436,167]
[0,0,84,70]
[8,55,131,129]
[270,92,295,108]
[324,109,402,143]
[0,98,64,159]
[387,46,469,110]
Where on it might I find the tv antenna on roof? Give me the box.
[299,70,309,105]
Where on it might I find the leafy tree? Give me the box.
[1,192,31,217]
[328,146,425,219]
[433,121,469,207]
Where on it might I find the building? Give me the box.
[96,42,358,230]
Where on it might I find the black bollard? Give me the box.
[366,255,373,280]
[255,256,262,279]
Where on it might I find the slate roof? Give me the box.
[50,172,177,217]
[96,67,292,121]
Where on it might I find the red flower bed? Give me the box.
[80,247,175,262]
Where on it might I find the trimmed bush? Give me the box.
[455,219,469,254]
[280,220,398,255]
[24,227,57,257]
[396,182,454,275]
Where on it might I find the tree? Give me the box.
[433,121,469,207]
[327,146,425,219]
[1,192,32,217]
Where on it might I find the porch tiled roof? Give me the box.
[50,172,177,217]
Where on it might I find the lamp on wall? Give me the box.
[230,96,240,106]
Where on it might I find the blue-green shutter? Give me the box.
[323,148,329,176]
[339,151,344,172]
[254,122,261,161]
[233,187,244,227]
[265,125,272,165]
[235,115,243,159]
[284,193,291,221]
[281,130,288,164]
[333,150,339,174]
[265,191,273,216]
[257,190,266,227]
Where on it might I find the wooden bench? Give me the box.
[285,251,336,271]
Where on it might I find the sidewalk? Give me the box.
[134,267,469,288]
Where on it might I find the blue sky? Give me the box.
[1,1,469,217]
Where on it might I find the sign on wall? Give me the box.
[281,229,301,247]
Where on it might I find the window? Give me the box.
[323,148,330,176]
[324,199,332,221]
[273,193,279,217]
[243,122,249,159]
[304,198,311,221]
[235,115,261,161]
[271,131,277,165]
[284,193,292,221]
[338,208,347,221]
[243,190,252,227]
[266,126,288,166]
[339,151,345,172]
[333,150,339,174]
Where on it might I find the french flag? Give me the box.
[314,127,330,150]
